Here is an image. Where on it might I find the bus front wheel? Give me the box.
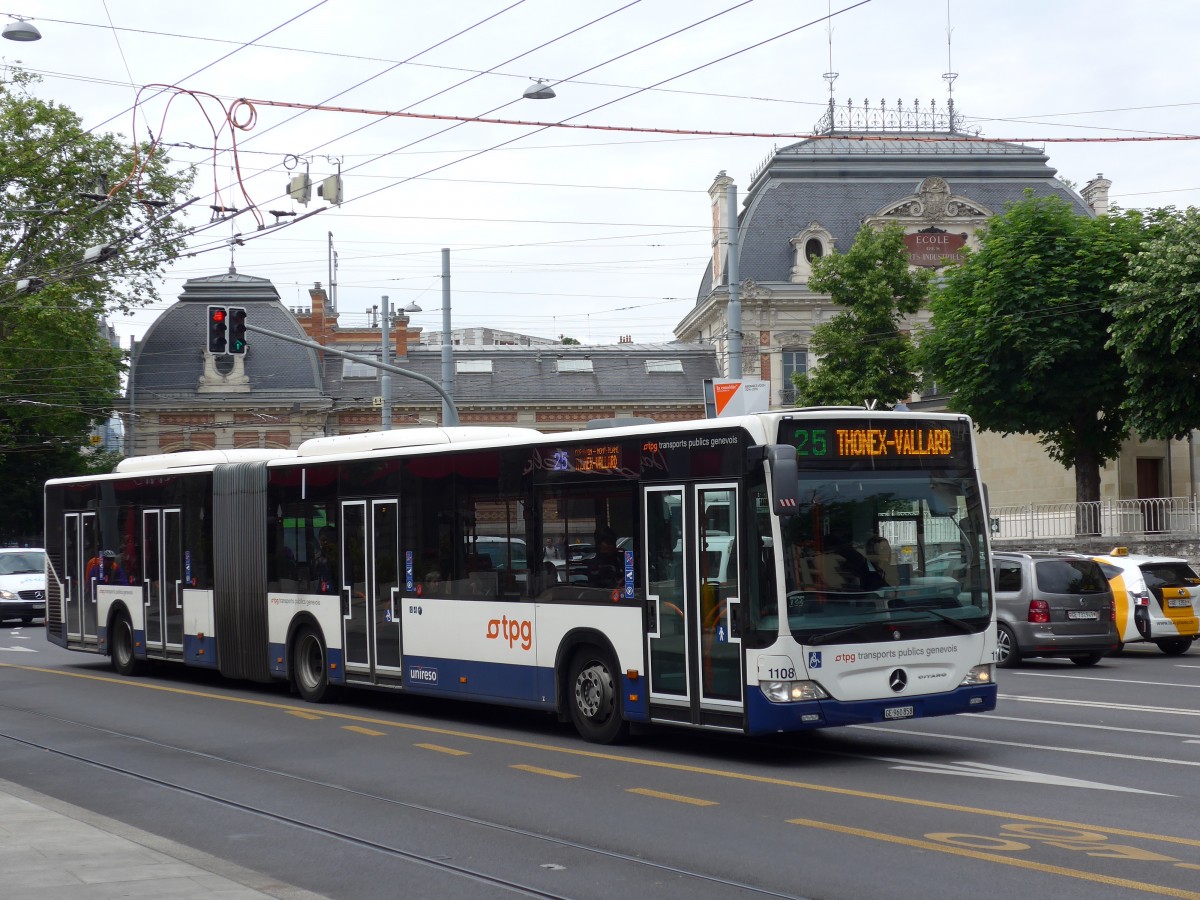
[567,647,628,744]
[293,626,334,703]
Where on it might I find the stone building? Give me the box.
[674,98,1194,507]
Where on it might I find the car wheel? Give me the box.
[1154,637,1193,656]
[1070,652,1105,667]
[996,623,1021,668]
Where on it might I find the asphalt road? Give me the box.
[2,624,1197,900]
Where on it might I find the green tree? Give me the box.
[794,223,933,407]
[1109,207,1200,440]
[0,69,193,541]
[918,192,1148,505]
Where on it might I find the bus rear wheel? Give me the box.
[567,647,628,744]
[293,626,335,703]
[111,611,141,676]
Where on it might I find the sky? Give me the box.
[4,0,1200,349]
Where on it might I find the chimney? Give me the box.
[1081,174,1112,217]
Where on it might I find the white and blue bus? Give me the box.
[44,410,997,742]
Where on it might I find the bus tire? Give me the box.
[293,625,335,703]
[995,623,1021,668]
[111,611,141,676]
[1154,637,1193,656]
[567,646,628,744]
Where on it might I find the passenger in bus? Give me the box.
[314,526,338,593]
[86,549,128,585]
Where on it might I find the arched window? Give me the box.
[790,224,834,284]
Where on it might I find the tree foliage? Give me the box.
[0,69,193,540]
[918,192,1148,503]
[794,223,933,407]
[1109,207,1200,440]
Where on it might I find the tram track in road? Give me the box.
[0,703,807,900]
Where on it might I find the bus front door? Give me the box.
[644,485,743,727]
[62,511,99,644]
[341,500,402,680]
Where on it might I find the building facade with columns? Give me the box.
[674,101,1193,508]
[121,270,718,456]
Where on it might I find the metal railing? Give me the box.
[990,497,1198,541]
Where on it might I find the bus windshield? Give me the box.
[778,470,992,643]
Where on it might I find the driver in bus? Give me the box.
[587,527,623,589]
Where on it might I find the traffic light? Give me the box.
[228,307,247,354]
[207,305,227,354]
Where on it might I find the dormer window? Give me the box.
[790,223,835,284]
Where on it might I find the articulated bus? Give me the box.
[44,410,997,743]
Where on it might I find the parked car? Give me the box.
[1091,547,1199,655]
[0,547,47,625]
[992,551,1119,668]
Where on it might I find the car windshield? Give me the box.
[0,551,44,576]
[777,471,991,643]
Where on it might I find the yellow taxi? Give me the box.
[1091,548,1199,655]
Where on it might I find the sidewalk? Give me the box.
[0,778,326,899]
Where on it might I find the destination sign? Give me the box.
[778,418,971,469]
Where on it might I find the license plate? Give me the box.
[1167,598,1191,608]
[1067,610,1099,620]
[884,705,914,720]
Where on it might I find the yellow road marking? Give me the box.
[11,661,1200,853]
[627,788,717,807]
[788,818,1200,900]
[416,743,470,756]
[343,725,386,736]
[285,710,323,721]
[511,764,578,779]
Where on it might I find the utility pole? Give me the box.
[726,182,742,379]
[441,248,454,426]
[380,295,392,431]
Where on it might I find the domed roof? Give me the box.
[133,270,322,397]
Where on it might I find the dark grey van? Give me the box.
[992,551,1119,668]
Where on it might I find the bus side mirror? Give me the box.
[765,445,799,517]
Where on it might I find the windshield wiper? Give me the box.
[807,618,882,646]
[894,605,976,634]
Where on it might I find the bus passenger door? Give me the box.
[341,502,370,673]
[63,511,98,643]
[341,499,402,680]
[695,485,742,711]
[142,507,182,653]
[372,500,402,675]
[644,484,744,727]
[645,487,689,705]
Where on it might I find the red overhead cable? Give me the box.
[233,96,1200,144]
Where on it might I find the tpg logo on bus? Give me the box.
[486,616,533,650]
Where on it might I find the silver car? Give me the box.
[992,551,1118,668]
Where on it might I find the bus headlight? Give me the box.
[960,664,994,686]
[761,680,829,703]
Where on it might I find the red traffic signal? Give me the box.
[207,305,228,354]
